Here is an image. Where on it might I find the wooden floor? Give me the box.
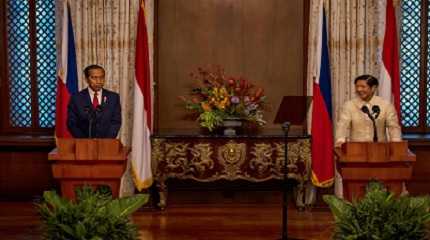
[0,190,334,240]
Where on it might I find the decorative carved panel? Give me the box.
[151,133,311,209]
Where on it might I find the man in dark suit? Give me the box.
[67,65,121,138]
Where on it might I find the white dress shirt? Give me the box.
[88,88,103,104]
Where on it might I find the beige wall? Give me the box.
[156,0,305,131]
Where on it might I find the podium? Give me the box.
[335,141,416,201]
[48,138,130,200]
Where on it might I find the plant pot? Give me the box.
[222,117,244,135]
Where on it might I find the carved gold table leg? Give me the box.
[294,180,305,211]
[156,177,168,210]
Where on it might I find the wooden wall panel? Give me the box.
[156,0,304,131]
[0,137,55,200]
[406,140,430,195]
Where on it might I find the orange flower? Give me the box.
[216,96,230,110]
[201,102,212,112]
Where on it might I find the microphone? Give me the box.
[361,105,378,142]
[372,105,380,119]
[361,105,371,116]
[95,104,103,113]
[282,121,290,133]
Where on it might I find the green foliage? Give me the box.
[324,181,430,240]
[198,110,224,131]
[36,186,149,240]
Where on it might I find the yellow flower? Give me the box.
[219,87,228,97]
[216,96,230,110]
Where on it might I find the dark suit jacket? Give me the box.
[67,88,122,138]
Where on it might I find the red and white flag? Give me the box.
[55,1,78,138]
[131,0,153,191]
[380,0,401,119]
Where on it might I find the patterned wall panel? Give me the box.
[400,0,421,127]
[36,0,57,128]
[6,0,32,127]
[6,0,57,128]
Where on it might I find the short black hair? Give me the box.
[354,74,379,87]
[83,65,105,78]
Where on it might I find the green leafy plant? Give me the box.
[36,186,149,240]
[323,181,430,240]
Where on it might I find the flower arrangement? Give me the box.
[180,66,267,131]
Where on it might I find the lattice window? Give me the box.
[6,1,32,127]
[5,0,57,129]
[36,0,56,128]
[427,2,430,127]
[400,0,430,131]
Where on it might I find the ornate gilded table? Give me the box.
[151,130,311,209]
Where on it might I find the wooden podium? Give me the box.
[48,138,130,200]
[335,141,415,201]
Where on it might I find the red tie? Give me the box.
[92,92,99,108]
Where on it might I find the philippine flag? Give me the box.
[55,1,78,138]
[311,3,334,187]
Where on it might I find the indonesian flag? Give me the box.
[311,3,334,188]
[55,1,78,138]
[131,0,153,191]
[380,0,401,119]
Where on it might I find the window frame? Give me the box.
[0,0,54,135]
[401,0,430,133]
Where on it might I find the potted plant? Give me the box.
[323,181,430,240]
[36,186,149,240]
[180,65,267,134]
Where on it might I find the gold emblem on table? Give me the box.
[218,140,246,178]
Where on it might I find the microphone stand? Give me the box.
[89,117,93,138]
[361,106,378,142]
[371,118,377,142]
[371,106,380,142]
[85,107,96,138]
[279,122,300,240]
